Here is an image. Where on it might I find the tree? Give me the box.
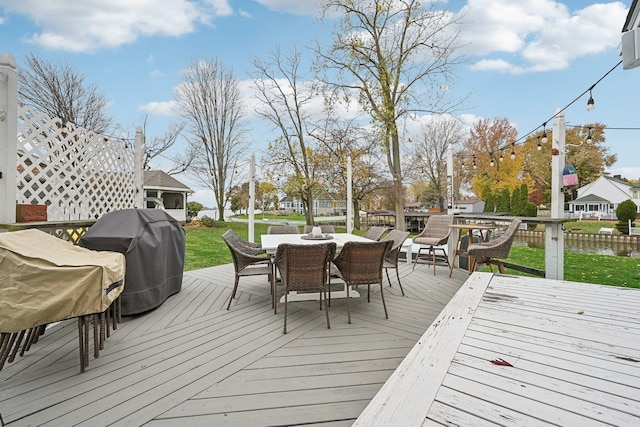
[615,199,638,234]
[18,53,114,134]
[310,111,386,229]
[317,0,464,230]
[141,117,196,175]
[414,117,464,212]
[228,182,250,214]
[176,58,248,221]
[521,124,616,205]
[187,201,203,221]
[252,47,320,225]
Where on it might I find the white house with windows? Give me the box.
[279,194,347,216]
[568,175,640,218]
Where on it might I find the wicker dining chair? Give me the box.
[362,226,388,241]
[222,230,273,310]
[222,229,266,256]
[267,225,300,234]
[467,219,522,273]
[275,242,336,334]
[412,214,454,274]
[303,225,336,234]
[381,230,411,296]
[332,240,393,324]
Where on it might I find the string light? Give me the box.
[510,143,516,160]
[540,122,548,144]
[536,137,542,151]
[587,87,595,111]
[586,127,593,144]
[472,155,477,169]
[499,152,504,162]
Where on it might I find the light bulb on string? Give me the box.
[537,137,542,151]
[586,127,593,144]
[587,87,595,111]
[472,155,477,169]
[510,143,516,160]
[541,122,548,143]
[499,152,504,162]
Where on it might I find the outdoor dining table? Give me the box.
[448,223,496,277]
[260,232,372,302]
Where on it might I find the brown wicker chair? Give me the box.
[223,229,265,256]
[412,214,453,274]
[362,226,388,241]
[267,225,300,234]
[381,230,410,296]
[332,240,393,324]
[303,225,336,234]
[275,242,336,334]
[467,219,522,273]
[222,230,273,310]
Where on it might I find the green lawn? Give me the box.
[185,222,640,289]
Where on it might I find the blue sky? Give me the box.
[1,0,637,207]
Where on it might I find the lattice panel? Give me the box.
[16,106,136,221]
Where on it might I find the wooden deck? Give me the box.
[0,261,466,426]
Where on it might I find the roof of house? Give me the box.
[623,0,639,32]
[143,170,192,192]
[569,194,611,204]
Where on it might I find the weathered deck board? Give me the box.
[0,261,464,426]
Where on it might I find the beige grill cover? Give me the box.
[0,229,126,333]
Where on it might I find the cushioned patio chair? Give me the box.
[467,219,522,274]
[332,240,393,324]
[275,242,336,334]
[303,225,336,234]
[381,230,411,296]
[362,226,388,241]
[412,214,454,274]
[222,230,273,310]
[267,225,300,234]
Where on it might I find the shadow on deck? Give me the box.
[0,261,468,426]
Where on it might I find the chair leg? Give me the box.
[323,288,331,330]
[283,291,288,334]
[379,282,389,319]
[385,268,392,287]
[367,284,371,303]
[227,276,240,310]
[412,247,423,270]
[346,284,352,324]
[395,268,405,296]
[432,247,437,276]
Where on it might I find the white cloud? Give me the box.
[253,0,325,16]
[149,69,164,78]
[0,0,212,52]
[139,101,178,116]
[608,167,640,181]
[459,0,628,73]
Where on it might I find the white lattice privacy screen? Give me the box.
[16,105,137,221]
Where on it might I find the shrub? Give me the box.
[615,199,638,234]
[524,202,538,230]
[199,215,216,228]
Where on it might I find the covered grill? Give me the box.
[0,229,125,334]
[78,209,186,316]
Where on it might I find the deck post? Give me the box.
[547,109,565,280]
[0,52,17,225]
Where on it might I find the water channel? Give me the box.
[515,234,640,258]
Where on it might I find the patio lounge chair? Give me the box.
[381,230,411,296]
[332,240,393,324]
[222,230,273,310]
[467,219,522,273]
[275,242,336,334]
[412,214,453,274]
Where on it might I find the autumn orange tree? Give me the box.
[458,118,526,200]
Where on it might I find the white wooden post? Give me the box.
[446,143,454,214]
[0,52,17,224]
[248,153,255,243]
[546,109,565,280]
[134,126,145,208]
[347,156,353,233]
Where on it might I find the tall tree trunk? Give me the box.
[353,199,361,229]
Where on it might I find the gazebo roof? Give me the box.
[143,170,192,192]
[569,194,610,204]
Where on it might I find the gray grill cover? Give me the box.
[79,209,185,316]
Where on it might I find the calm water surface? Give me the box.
[515,236,640,258]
